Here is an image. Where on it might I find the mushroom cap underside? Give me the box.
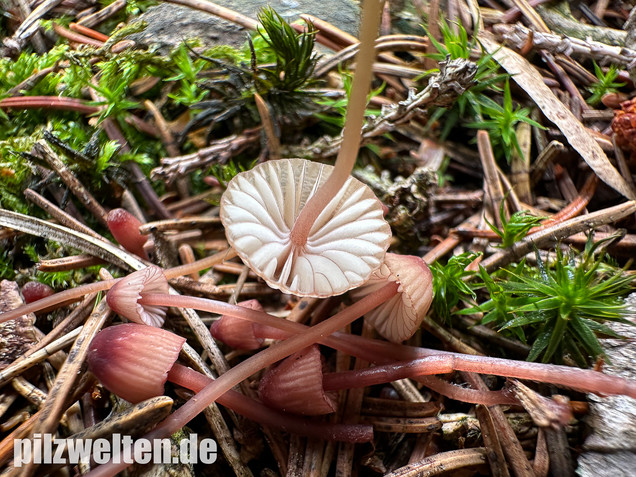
[220,158,392,297]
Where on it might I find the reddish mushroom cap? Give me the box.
[21,281,54,304]
[107,208,149,259]
[258,345,337,416]
[210,299,265,350]
[106,266,169,327]
[220,159,391,298]
[87,323,186,403]
[352,253,433,342]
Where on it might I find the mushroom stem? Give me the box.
[289,0,383,247]
[0,248,235,324]
[135,293,636,399]
[320,354,636,398]
[0,279,118,324]
[166,364,373,442]
[86,282,399,477]
[255,324,636,400]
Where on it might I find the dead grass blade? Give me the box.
[479,32,636,200]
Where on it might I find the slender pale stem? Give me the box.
[321,355,636,398]
[167,364,372,442]
[0,248,235,324]
[289,0,383,247]
[86,282,399,477]
[138,293,636,399]
[0,279,117,324]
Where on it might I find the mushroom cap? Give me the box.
[106,208,149,259]
[106,266,169,327]
[87,323,186,403]
[220,159,391,297]
[258,345,337,416]
[21,281,54,304]
[353,253,433,342]
[210,299,265,350]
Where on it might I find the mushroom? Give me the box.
[220,159,391,297]
[219,0,389,298]
[106,265,168,327]
[21,281,54,304]
[258,345,337,415]
[210,299,267,350]
[351,253,434,342]
[106,208,149,260]
[107,267,636,403]
[88,323,185,403]
[90,269,636,476]
[87,323,373,442]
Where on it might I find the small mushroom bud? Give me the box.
[210,299,265,350]
[87,323,185,403]
[21,281,55,304]
[107,208,149,259]
[88,324,373,442]
[258,345,337,415]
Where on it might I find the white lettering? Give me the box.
[13,439,31,467]
[67,438,92,465]
[199,439,217,464]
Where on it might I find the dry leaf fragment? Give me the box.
[479,33,636,200]
[0,281,38,369]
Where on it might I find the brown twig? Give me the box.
[23,188,106,241]
[76,0,126,27]
[477,130,507,227]
[52,23,104,47]
[0,96,99,115]
[481,200,636,271]
[31,142,109,227]
[21,294,112,477]
[68,22,109,42]
[164,0,257,30]
[38,255,106,272]
[385,448,488,476]
[254,92,281,161]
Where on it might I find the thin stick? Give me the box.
[254,92,281,160]
[76,0,126,27]
[24,188,106,241]
[477,130,507,227]
[32,141,109,227]
[0,327,81,387]
[0,96,99,114]
[52,23,104,47]
[164,0,257,30]
[385,448,487,476]
[69,23,109,42]
[481,200,636,271]
[21,297,112,477]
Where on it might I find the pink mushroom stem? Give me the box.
[288,0,383,247]
[86,282,399,477]
[137,293,636,400]
[0,249,235,324]
[167,364,372,443]
[0,279,118,324]
[320,354,636,398]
